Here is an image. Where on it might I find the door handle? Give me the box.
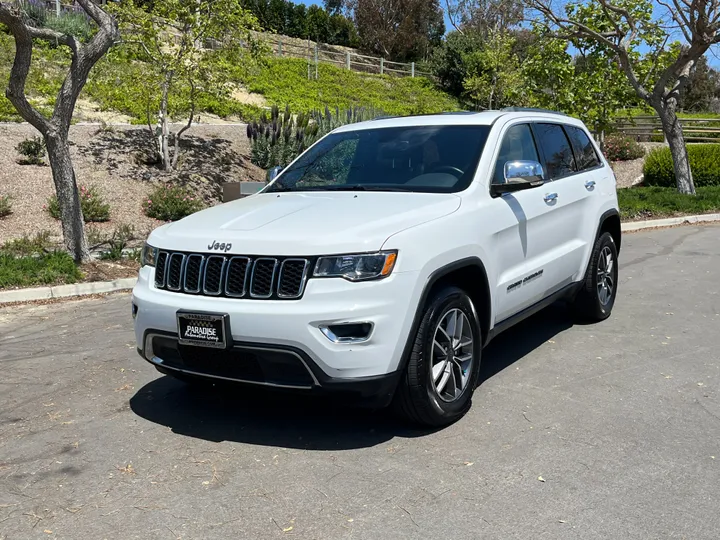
[585,180,596,190]
[543,192,558,203]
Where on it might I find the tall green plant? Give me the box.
[247,104,382,169]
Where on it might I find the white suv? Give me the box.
[133,109,621,426]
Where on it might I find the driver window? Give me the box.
[493,124,540,184]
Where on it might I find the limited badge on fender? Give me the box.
[177,312,229,349]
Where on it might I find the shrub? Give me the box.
[603,133,645,161]
[618,186,720,220]
[143,184,204,221]
[0,195,11,218]
[1,231,53,256]
[643,144,720,188]
[248,104,382,169]
[16,136,46,165]
[88,224,137,260]
[47,185,111,222]
[0,251,82,289]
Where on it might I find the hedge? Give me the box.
[643,144,720,187]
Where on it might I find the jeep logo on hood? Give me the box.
[208,241,232,252]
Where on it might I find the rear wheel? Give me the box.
[571,232,619,322]
[394,286,482,427]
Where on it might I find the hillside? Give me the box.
[0,32,458,124]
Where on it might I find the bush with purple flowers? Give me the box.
[142,184,204,221]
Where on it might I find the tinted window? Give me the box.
[566,126,601,171]
[267,125,491,193]
[534,123,577,179]
[493,124,539,184]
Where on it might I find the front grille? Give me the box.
[154,250,311,300]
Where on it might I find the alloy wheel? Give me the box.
[430,308,475,402]
[597,246,615,305]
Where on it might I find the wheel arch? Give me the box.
[399,258,492,373]
[597,209,621,253]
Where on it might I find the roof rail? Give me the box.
[500,107,569,116]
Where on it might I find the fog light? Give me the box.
[320,322,373,343]
[131,303,138,319]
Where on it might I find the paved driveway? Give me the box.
[1,225,719,539]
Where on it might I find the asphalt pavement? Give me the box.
[1,224,719,540]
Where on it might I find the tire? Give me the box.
[571,232,619,322]
[394,286,482,427]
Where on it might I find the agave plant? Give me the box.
[247,104,384,170]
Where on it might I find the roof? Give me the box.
[332,108,582,133]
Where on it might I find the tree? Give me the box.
[463,32,527,109]
[0,0,118,262]
[444,0,523,35]
[680,55,720,112]
[112,0,259,172]
[349,0,445,61]
[526,0,720,195]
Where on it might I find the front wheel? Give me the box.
[394,286,482,427]
[571,232,619,322]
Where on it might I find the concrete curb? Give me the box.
[621,213,720,232]
[0,277,136,305]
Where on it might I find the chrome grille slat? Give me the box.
[250,258,278,298]
[154,251,309,299]
[277,259,309,299]
[166,253,186,291]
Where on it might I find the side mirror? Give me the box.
[492,160,545,195]
[266,165,283,183]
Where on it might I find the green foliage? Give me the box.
[463,32,526,109]
[16,136,46,165]
[248,104,381,168]
[240,57,458,115]
[1,231,53,256]
[44,11,96,42]
[643,144,720,188]
[428,31,483,99]
[618,186,720,220]
[143,184,205,221]
[0,251,82,288]
[47,185,111,222]
[603,133,645,161]
[0,195,12,218]
[88,224,138,260]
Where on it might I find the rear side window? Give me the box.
[566,126,601,171]
[534,123,577,180]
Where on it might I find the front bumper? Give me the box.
[132,265,419,389]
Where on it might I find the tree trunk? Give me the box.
[654,100,696,195]
[159,73,172,171]
[45,135,89,262]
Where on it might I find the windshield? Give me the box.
[265,125,491,193]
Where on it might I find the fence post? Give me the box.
[314,43,319,80]
[411,62,415,78]
[380,58,384,75]
[55,0,60,17]
[346,51,351,70]
[278,40,283,57]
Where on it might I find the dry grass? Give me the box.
[0,123,265,244]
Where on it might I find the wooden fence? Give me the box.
[613,115,720,143]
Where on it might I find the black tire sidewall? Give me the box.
[590,233,619,318]
[418,287,482,420]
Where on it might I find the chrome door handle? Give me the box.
[585,180,596,190]
[543,192,558,203]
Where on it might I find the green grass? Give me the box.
[618,186,720,220]
[0,251,82,289]
[617,107,720,119]
[238,57,459,116]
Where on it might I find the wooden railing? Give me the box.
[613,115,720,142]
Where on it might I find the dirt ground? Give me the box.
[0,123,265,245]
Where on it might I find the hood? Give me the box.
[148,191,461,256]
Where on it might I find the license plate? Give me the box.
[177,312,229,349]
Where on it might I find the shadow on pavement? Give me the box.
[130,303,574,450]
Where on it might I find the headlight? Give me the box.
[314,251,397,281]
[141,243,158,267]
